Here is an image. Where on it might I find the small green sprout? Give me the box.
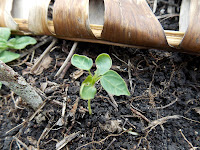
[0,27,36,63]
[71,53,130,115]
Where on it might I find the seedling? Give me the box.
[0,27,37,88]
[71,53,130,115]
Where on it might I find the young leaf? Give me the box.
[80,75,96,100]
[0,39,8,52]
[82,75,93,85]
[0,27,11,41]
[100,70,130,96]
[71,54,93,71]
[95,53,112,76]
[80,83,97,100]
[0,50,20,63]
[7,36,37,49]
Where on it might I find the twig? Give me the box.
[179,129,195,150]
[75,130,128,150]
[107,93,118,108]
[6,100,47,135]
[37,124,51,149]
[59,62,72,79]
[144,115,181,131]
[105,138,116,150]
[55,42,78,78]
[99,95,118,111]
[0,60,43,110]
[31,38,57,73]
[65,98,80,134]
[112,53,128,66]
[156,98,178,109]
[128,59,133,93]
[56,131,81,150]
[13,136,29,150]
[130,105,150,123]
[153,0,158,13]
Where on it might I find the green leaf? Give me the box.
[71,54,93,71]
[80,75,97,100]
[80,83,97,100]
[0,50,20,63]
[100,70,130,96]
[82,75,93,85]
[0,27,11,40]
[0,39,8,52]
[7,36,37,49]
[95,53,112,76]
[0,82,2,89]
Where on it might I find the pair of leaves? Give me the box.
[71,53,130,100]
[0,27,37,63]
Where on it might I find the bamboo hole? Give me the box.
[89,0,104,38]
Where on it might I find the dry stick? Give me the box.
[179,129,196,150]
[144,115,181,131]
[0,60,43,110]
[75,130,128,150]
[155,97,178,109]
[59,62,72,79]
[6,100,47,135]
[55,42,78,78]
[31,38,57,73]
[107,93,118,108]
[37,124,52,149]
[105,138,117,150]
[128,59,133,93]
[56,131,81,150]
[153,0,158,13]
[130,105,150,123]
[13,136,29,150]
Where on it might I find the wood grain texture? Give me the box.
[28,0,53,35]
[53,0,95,38]
[180,0,200,53]
[0,0,6,27]
[0,0,18,30]
[101,0,169,49]
[13,18,184,49]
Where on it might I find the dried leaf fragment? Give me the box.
[56,131,81,150]
[194,108,200,115]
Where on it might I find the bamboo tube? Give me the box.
[14,18,184,48]
[2,0,200,54]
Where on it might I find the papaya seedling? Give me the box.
[0,27,36,89]
[71,53,130,115]
[0,27,36,63]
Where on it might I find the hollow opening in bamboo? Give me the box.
[11,0,30,19]
[89,0,104,38]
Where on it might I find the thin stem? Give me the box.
[88,99,92,115]
[88,70,92,76]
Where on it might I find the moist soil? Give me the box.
[0,1,200,150]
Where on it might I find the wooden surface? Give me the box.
[53,0,95,38]
[180,0,200,53]
[14,18,184,48]
[101,0,169,49]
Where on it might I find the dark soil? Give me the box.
[1,0,200,150]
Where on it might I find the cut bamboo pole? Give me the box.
[14,18,184,48]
